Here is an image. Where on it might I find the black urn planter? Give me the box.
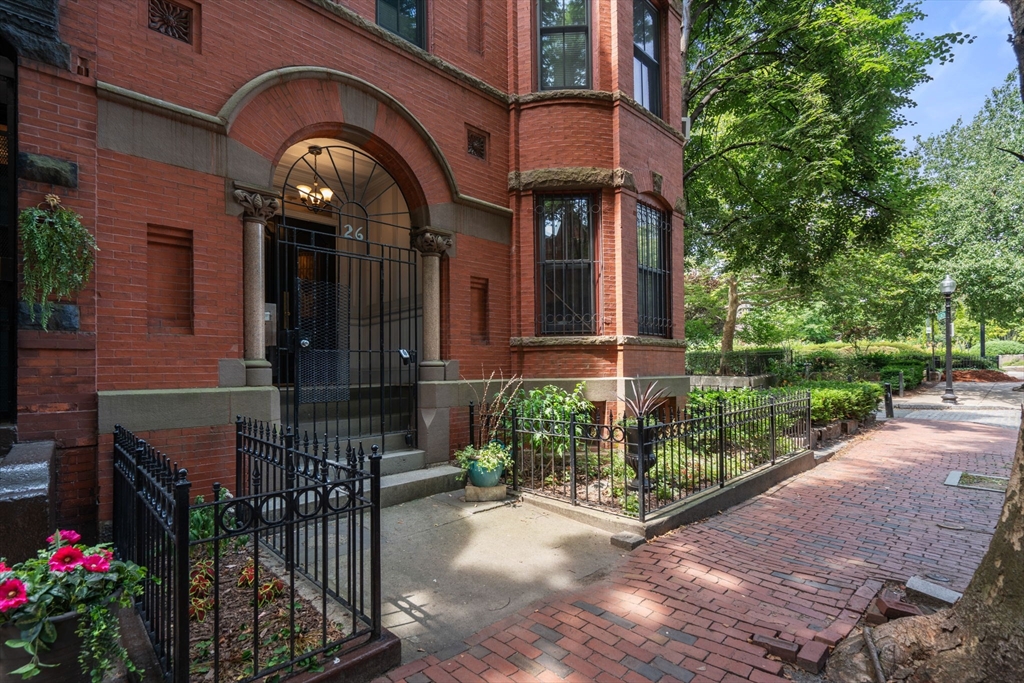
[0,611,84,682]
[624,425,657,491]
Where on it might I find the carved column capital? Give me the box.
[233,189,280,225]
[411,228,453,255]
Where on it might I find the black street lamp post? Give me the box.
[941,274,957,404]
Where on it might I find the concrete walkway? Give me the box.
[895,380,1023,410]
[376,400,1017,682]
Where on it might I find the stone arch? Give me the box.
[221,66,461,225]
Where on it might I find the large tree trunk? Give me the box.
[1005,0,1024,103]
[719,276,739,370]
[829,414,1024,682]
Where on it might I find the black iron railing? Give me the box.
[686,349,791,376]
[113,421,383,683]
[469,391,811,522]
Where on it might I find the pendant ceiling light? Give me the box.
[295,146,334,213]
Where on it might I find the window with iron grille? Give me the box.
[536,195,598,335]
[636,202,670,337]
[633,0,661,117]
[377,0,425,48]
[539,0,589,90]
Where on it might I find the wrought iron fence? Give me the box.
[686,349,791,376]
[469,391,811,522]
[113,421,383,683]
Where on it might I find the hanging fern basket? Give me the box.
[18,194,97,331]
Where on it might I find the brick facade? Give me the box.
[4,0,687,536]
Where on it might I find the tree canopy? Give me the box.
[915,74,1024,327]
[683,0,971,284]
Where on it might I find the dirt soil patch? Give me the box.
[940,369,1019,382]
[189,546,348,681]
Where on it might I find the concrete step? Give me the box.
[379,448,426,477]
[380,466,463,509]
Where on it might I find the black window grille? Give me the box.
[377,0,425,48]
[539,0,589,90]
[637,202,670,337]
[633,0,661,117]
[536,195,598,335]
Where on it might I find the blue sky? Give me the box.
[896,0,1017,146]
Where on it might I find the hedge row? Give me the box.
[804,381,883,425]
[879,360,926,390]
[689,381,882,426]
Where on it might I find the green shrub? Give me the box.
[968,340,1024,356]
[801,381,883,424]
[879,361,926,390]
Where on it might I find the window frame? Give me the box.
[636,201,671,337]
[535,193,600,336]
[632,0,662,118]
[537,0,591,91]
[376,0,426,49]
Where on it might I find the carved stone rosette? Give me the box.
[233,190,280,225]
[411,228,453,255]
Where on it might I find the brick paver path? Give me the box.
[378,417,1017,683]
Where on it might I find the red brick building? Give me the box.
[0,0,688,536]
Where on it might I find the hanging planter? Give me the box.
[17,194,97,331]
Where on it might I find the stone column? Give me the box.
[411,227,453,381]
[233,190,280,386]
[412,227,454,465]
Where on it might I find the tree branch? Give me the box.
[684,141,795,181]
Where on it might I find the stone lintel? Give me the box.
[98,386,281,434]
[508,167,637,193]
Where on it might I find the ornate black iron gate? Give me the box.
[0,50,16,423]
[273,145,420,446]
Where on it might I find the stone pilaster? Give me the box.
[233,189,280,386]
[411,227,453,382]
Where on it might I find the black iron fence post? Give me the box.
[235,415,244,494]
[133,442,146,565]
[884,383,894,418]
[638,415,647,522]
[172,468,191,683]
[717,398,726,488]
[370,445,382,639]
[510,408,519,492]
[569,411,577,506]
[806,391,813,451]
[468,401,475,446]
[768,395,777,466]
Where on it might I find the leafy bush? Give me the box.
[968,340,1024,356]
[879,361,925,390]
[802,381,883,424]
[454,442,513,473]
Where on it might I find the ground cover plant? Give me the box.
[187,545,347,682]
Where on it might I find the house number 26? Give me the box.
[343,224,365,240]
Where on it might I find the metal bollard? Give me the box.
[898,371,905,398]
[883,383,894,418]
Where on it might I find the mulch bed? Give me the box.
[941,369,1019,382]
[188,546,348,682]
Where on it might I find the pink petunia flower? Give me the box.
[0,578,27,612]
[46,530,82,545]
[49,546,85,572]
[0,561,9,574]
[81,555,111,573]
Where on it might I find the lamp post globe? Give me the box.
[941,274,957,404]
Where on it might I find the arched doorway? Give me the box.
[269,138,421,444]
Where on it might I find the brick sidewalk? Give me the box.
[377,418,1016,683]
